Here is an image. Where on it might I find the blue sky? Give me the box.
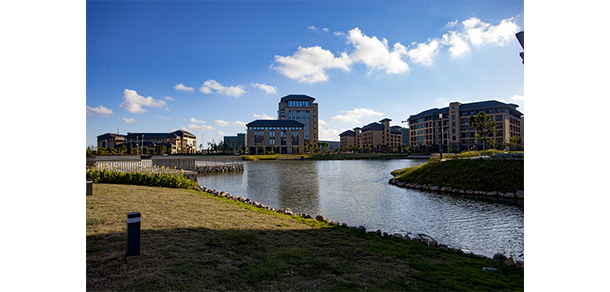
[86,0,524,148]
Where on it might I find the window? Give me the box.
[291,131,299,145]
[254,130,264,144]
[281,130,286,145]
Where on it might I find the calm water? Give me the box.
[198,159,524,261]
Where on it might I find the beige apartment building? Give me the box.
[407,100,523,151]
[277,94,318,146]
[97,130,197,154]
[246,120,304,154]
[339,118,403,152]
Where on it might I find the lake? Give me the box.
[198,159,524,261]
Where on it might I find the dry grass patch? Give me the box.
[87,183,523,291]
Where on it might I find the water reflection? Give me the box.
[198,159,524,261]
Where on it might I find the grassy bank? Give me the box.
[87,184,523,291]
[392,154,524,193]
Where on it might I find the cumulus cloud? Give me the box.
[182,124,215,132]
[199,79,246,97]
[155,115,169,120]
[163,96,177,101]
[190,117,205,124]
[216,130,227,136]
[441,17,519,57]
[250,83,277,95]
[86,105,114,117]
[253,113,275,120]
[272,46,352,83]
[122,118,136,124]
[407,39,441,65]
[318,126,342,141]
[510,94,524,101]
[213,120,247,127]
[322,27,329,32]
[272,17,520,80]
[331,108,384,123]
[346,28,409,74]
[174,83,194,92]
[119,89,167,114]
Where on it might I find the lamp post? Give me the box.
[438,114,443,159]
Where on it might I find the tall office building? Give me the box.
[277,94,318,146]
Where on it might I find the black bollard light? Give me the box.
[126,212,141,256]
[86,181,93,196]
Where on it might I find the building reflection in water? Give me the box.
[245,160,320,215]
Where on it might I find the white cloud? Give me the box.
[318,126,342,141]
[442,31,471,57]
[122,118,136,124]
[346,27,409,74]
[441,19,459,31]
[214,120,232,127]
[253,113,275,120]
[407,39,441,65]
[272,46,352,83]
[86,105,114,117]
[216,130,227,136]
[331,108,384,123]
[213,120,247,127]
[318,119,327,125]
[155,115,169,120]
[174,83,194,92]
[323,27,329,32]
[308,26,317,31]
[441,17,519,58]
[334,31,345,36]
[190,117,205,124]
[182,124,215,132]
[510,94,524,101]
[199,79,246,97]
[119,89,167,114]
[163,96,177,101]
[250,83,277,95]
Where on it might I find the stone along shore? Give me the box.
[196,185,523,268]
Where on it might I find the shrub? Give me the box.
[86,166,199,189]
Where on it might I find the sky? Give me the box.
[86,0,524,148]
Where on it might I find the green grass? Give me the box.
[392,152,524,192]
[87,183,523,291]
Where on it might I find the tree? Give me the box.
[508,135,522,151]
[469,112,497,150]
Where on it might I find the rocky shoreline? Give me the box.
[388,178,524,200]
[196,185,524,269]
[195,164,244,174]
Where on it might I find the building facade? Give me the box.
[246,120,304,154]
[407,100,523,151]
[277,94,318,147]
[339,118,403,152]
[97,130,197,154]
[223,133,247,152]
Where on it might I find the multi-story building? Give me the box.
[400,127,410,147]
[246,120,304,154]
[96,130,197,154]
[339,118,403,152]
[277,94,318,147]
[223,133,247,152]
[407,100,523,151]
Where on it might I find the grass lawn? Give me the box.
[87,183,523,291]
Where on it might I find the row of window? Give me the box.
[287,100,311,107]
[249,126,302,130]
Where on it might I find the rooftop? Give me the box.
[246,120,305,128]
[280,94,316,103]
